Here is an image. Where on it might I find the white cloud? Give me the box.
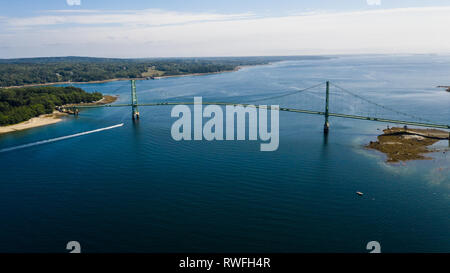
[1,6,450,58]
[367,0,381,6]
[45,9,98,13]
[6,9,254,27]
[366,0,381,6]
[66,0,81,6]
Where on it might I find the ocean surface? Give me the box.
[0,55,449,252]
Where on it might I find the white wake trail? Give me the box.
[0,123,124,153]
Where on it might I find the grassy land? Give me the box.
[141,67,166,78]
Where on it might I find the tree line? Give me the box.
[0,56,329,87]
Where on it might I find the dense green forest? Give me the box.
[0,86,102,125]
[0,56,328,87]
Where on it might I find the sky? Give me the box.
[0,0,450,58]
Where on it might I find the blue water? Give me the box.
[0,55,449,253]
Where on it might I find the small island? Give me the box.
[367,127,450,162]
[0,86,116,134]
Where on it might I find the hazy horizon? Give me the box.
[2,52,450,61]
[1,0,450,58]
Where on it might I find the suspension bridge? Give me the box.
[70,80,450,136]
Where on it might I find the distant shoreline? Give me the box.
[152,65,244,80]
[0,65,251,89]
[61,95,118,107]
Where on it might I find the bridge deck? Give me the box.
[73,102,450,130]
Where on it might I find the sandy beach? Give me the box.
[0,111,67,135]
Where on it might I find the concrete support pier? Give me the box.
[324,81,330,134]
[324,121,330,134]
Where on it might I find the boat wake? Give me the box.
[0,123,124,153]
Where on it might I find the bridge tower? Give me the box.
[131,80,140,120]
[324,81,330,134]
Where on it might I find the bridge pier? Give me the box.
[131,80,140,120]
[132,110,140,120]
[324,121,330,134]
[324,81,330,134]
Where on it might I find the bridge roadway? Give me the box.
[73,101,450,130]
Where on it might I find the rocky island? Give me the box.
[367,127,450,162]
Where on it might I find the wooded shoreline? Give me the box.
[0,95,117,135]
[0,66,244,89]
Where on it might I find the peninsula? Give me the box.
[0,86,115,134]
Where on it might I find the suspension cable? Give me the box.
[330,82,434,123]
[247,82,326,103]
